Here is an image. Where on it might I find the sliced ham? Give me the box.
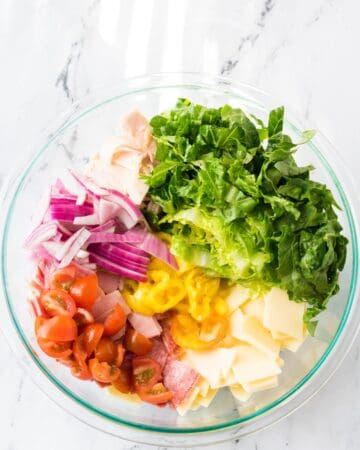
[163,359,199,407]
[92,290,130,322]
[145,338,168,370]
[162,326,179,357]
[84,111,155,205]
[128,312,162,338]
[97,271,121,294]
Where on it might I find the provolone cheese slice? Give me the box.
[241,297,265,323]
[230,384,252,402]
[242,376,279,393]
[226,285,250,312]
[230,312,280,358]
[263,288,305,340]
[183,347,238,388]
[232,344,282,384]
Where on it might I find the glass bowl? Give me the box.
[0,73,359,447]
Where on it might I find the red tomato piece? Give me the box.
[88,358,120,383]
[111,368,131,394]
[132,357,162,393]
[49,265,76,291]
[35,316,46,335]
[104,304,126,337]
[138,382,173,405]
[82,323,104,356]
[71,358,92,380]
[37,338,72,359]
[40,289,76,317]
[36,316,77,342]
[73,308,95,328]
[58,353,76,368]
[70,273,98,310]
[124,328,154,356]
[94,337,117,364]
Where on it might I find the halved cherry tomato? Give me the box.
[88,358,120,383]
[49,265,76,291]
[40,288,76,317]
[124,328,153,356]
[70,273,98,310]
[115,344,125,367]
[73,308,94,328]
[104,304,126,337]
[58,353,76,368]
[138,382,173,405]
[132,357,161,393]
[71,334,92,380]
[37,338,72,359]
[94,337,117,364]
[73,334,87,363]
[37,316,77,342]
[82,323,104,356]
[71,357,92,380]
[111,368,131,393]
[35,316,46,334]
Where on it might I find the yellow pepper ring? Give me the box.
[170,313,228,350]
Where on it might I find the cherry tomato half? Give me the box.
[82,323,104,356]
[111,368,132,394]
[88,358,120,383]
[115,344,125,367]
[37,338,72,359]
[138,382,173,405]
[36,316,77,342]
[132,357,161,393]
[40,289,76,317]
[70,273,98,310]
[71,357,92,380]
[94,337,117,364]
[124,328,153,356]
[73,308,94,328]
[49,265,76,291]
[104,304,126,337]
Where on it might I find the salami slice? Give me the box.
[163,359,199,407]
[145,338,168,370]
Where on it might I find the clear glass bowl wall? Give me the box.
[0,74,359,446]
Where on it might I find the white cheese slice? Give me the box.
[230,312,280,358]
[263,287,305,340]
[230,384,252,402]
[242,376,279,393]
[226,285,250,312]
[176,386,200,416]
[232,344,282,384]
[241,297,265,323]
[192,389,218,409]
[183,347,238,388]
[282,337,304,352]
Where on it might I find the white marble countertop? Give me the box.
[1,0,360,449]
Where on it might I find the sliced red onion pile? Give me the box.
[24,170,178,282]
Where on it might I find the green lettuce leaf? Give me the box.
[145,99,348,330]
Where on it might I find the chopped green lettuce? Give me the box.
[145,99,348,331]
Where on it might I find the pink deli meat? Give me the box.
[145,338,168,370]
[163,359,199,407]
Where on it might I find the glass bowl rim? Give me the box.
[1,72,359,436]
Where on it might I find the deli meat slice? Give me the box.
[145,338,168,370]
[163,359,199,407]
[161,326,179,356]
